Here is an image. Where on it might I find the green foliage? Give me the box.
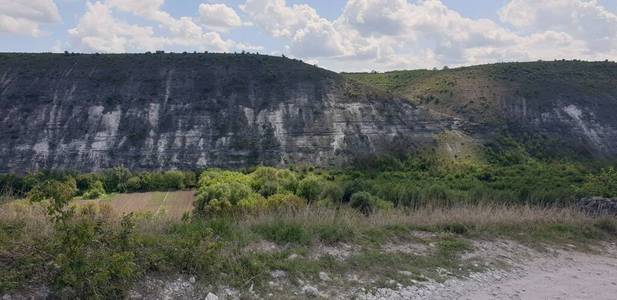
[102,166,131,193]
[28,179,77,223]
[321,182,344,204]
[312,223,355,245]
[250,166,298,196]
[51,214,139,298]
[297,175,323,203]
[126,176,142,192]
[82,180,106,200]
[26,178,141,298]
[2,168,198,200]
[350,192,392,216]
[253,221,311,245]
[266,193,306,211]
[579,167,617,197]
[195,182,255,214]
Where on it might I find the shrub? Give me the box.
[198,169,251,187]
[350,191,392,216]
[312,223,354,245]
[101,167,131,193]
[266,193,306,211]
[126,176,142,192]
[321,182,344,204]
[237,193,268,212]
[194,182,254,214]
[253,221,310,245]
[580,167,617,197]
[82,180,106,200]
[162,171,186,190]
[29,179,77,222]
[297,175,322,203]
[250,167,298,196]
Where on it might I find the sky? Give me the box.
[1,0,617,72]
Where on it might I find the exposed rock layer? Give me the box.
[0,53,449,172]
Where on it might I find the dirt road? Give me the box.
[360,242,617,300]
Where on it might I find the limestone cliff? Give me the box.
[0,53,449,172]
[346,61,617,159]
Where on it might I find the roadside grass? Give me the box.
[1,200,616,297]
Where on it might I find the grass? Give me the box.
[1,198,616,298]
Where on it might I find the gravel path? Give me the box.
[359,242,617,300]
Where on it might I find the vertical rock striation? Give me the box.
[0,53,449,172]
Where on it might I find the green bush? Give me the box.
[350,191,392,216]
[321,182,344,204]
[297,175,322,203]
[194,182,254,214]
[580,167,617,197]
[266,193,306,210]
[250,167,298,196]
[126,176,142,192]
[82,180,106,200]
[101,166,131,193]
[51,215,139,298]
[253,221,311,245]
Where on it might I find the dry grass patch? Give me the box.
[74,191,195,220]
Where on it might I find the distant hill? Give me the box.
[0,53,450,172]
[1,53,616,173]
[345,61,617,160]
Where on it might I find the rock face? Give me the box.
[577,197,617,216]
[346,61,617,159]
[0,53,449,172]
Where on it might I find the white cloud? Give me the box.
[198,3,244,32]
[499,0,617,51]
[240,0,350,57]
[69,1,259,53]
[68,2,163,52]
[0,0,61,36]
[240,0,617,71]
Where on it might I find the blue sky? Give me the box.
[2,0,617,71]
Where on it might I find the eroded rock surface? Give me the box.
[0,53,450,172]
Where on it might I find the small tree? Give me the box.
[29,179,77,223]
[82,180,106,199]
[580,167,617,197]
[350,191,392,216]
[297,175,322,203]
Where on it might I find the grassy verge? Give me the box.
[1,200,616,298]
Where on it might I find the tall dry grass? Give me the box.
[237,204,591,229]
[0,198,600,239]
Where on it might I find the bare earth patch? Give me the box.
[76,191,195,219]
[356,241,617,300]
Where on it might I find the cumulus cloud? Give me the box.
[198,3,244,32]
[499,0,617,51]
[0,0,61,36]
[239,0,617,71]
[240,0,350,57]
[69,1,257,53]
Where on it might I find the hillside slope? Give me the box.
[346,61,617,159]
[0,53,450,172]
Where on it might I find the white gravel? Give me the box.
[356,242,617,300]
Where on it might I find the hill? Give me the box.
[345,61,617,160]
[0,53,450,172]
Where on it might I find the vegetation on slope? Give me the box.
[345,60,617,160]
[345,60,617,121]
[1,148,617,297]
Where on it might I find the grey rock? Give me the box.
[319,272,331,281]
[271,270,287,279]
[0,53,449,172]
[302,285,320,298]
[205,292,218,300]
[577,197,617,216]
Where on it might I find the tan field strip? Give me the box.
[76,191,195,219]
